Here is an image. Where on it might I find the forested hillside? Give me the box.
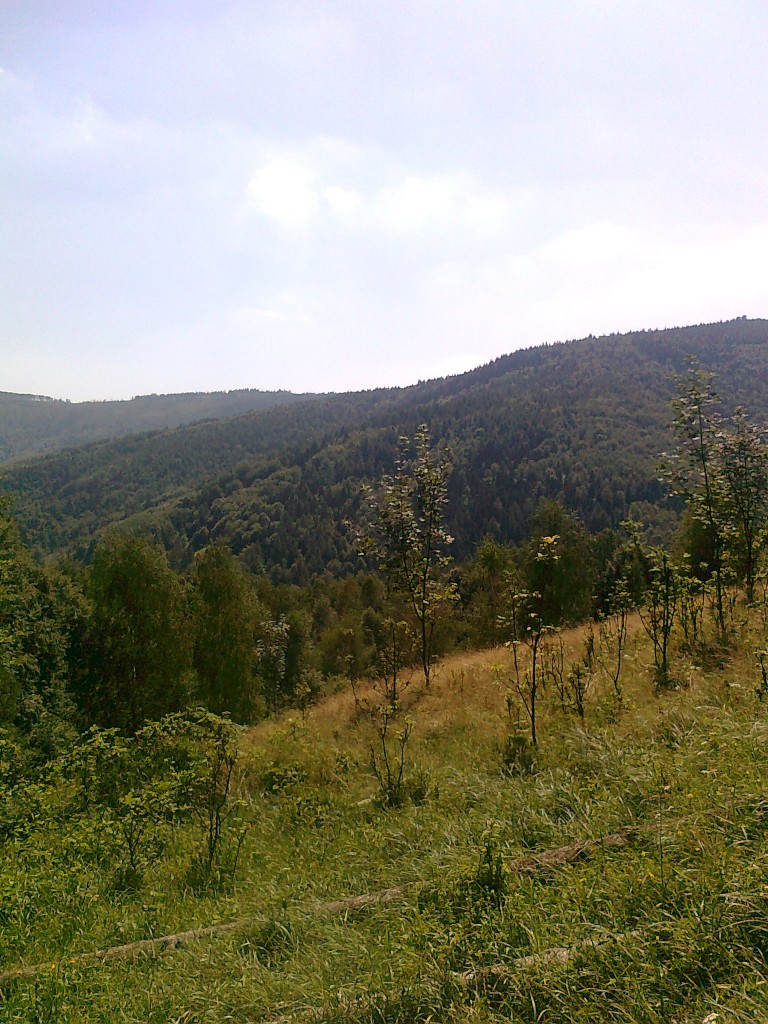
[0,388,315,464]
[5,319,768,1020]
[4,318,768,580]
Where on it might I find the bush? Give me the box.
[500,733,535,776]
[261,760,307,794]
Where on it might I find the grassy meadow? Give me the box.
[4,604,768,1022]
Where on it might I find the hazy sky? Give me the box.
[2,2,768,401]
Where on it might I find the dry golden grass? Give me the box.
[7,598,768,1023]
[243,598,768,811]
[247,599,765,774]
[246,613,652,759]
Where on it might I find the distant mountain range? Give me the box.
[0,388,316,464]
[4,318,768,581]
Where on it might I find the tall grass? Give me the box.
[3,599,768,1021]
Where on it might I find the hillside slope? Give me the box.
[0,388,316,464]
[4,318,768,576]
[4,605,768,1022]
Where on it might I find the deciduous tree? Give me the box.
[716,408,768,603]
[83,535,191,732]
[662,360,727,636]
[361,424,456,686]
[191,544,263,721]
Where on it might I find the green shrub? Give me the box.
[500,733,535,776]
[261,760,307,794]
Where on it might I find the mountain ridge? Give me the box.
[4,318,768,578]
[0,387,318,464]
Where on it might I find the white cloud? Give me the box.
[415,218,768,370]
[323,184,363,218]
[244,149,512,241]
[371,175,458,233]
[5,3,768,401]
[231,304,287,327]
[246,159,319,227]
[362,173,511,236]
[539,222,642,273]
[230,303,313,330]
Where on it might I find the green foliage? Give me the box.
[13,319,768,585]
[461,536,517,646]
[254,614,290,709]
[190,543,264,721]
[260,759,307,794]
[501,534,566,746]
[0,500,79,745]
[58,723,183,886]
[757,649,768,702]
[595,519,651,614]
[663,365,768,654]
[52,709,246,890]
[566,630,597,720]
[363,616,412,704]
[474,824,508,909]
[361,423,456,686]
[352,613,427,805]
[4,597,768,1020]
[716,407,768,602]
[369,705,413,808]
[500,732,535,775]
[353,671,415,807]
[523,499,596,626]
[0,388,311,464]
[77,535,192,732]
[172,709,247,884]
[238,916,297,966]
[662,360,768,635]
[638,546,679,690]
[6,322,768,1019]
[675,553,708,651]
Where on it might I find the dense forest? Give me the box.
[3,320,768,745]
[4,318,768,580]
[0,387,315,464]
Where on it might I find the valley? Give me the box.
[2,317,768,1021]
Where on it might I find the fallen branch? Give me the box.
[0,887,410,986]
[316,885,411,915]
[0,920,242,985]
[0,826,637,986]
[508,825,640,874]
[266,931,644,1023]
[456,929,643,987]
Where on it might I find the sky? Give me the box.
[2,2,768,402]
